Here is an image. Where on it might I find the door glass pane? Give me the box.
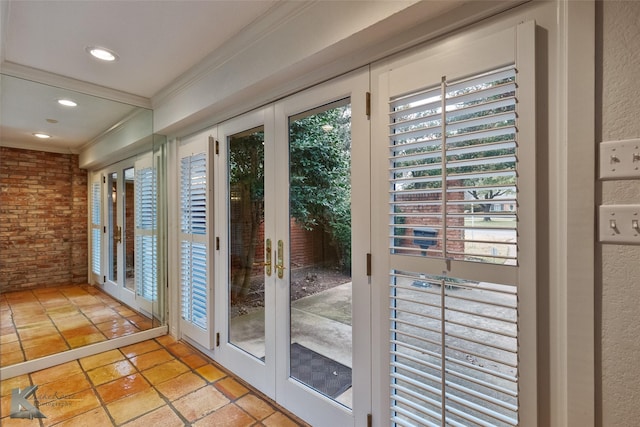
[108,172,118,282]
[288,100,353,407]
[124,167,135,290]
[228,126,266,360]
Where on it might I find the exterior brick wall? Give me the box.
[393,188,465,256]
[0,147,88,292]
[289,219,329,269]
[231,218,331,279]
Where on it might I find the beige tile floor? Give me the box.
[0,335,309,426]
[0,285,153,367]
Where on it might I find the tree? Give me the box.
[228,105,353,301]
[229,131,264,301]
[289,105,352,273]
[466,176,515,221]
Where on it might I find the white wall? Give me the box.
[598,2,640,425]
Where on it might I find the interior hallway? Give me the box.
[0,285,153,367]
[0,334,309,426]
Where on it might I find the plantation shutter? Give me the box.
[134,153,156,314]
[374,22,537,427]
[178,135,214,348]
[91,174,102,282]
[389,67,518,265]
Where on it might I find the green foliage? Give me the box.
[289,104,352,272]
[229,131,265,210]
[229,131,265,299]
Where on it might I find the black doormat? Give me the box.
[290,342,352,399]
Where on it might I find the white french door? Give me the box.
[213,69,371,426]
[101,159,137,308]
[214,106,275,394]
[371,22,537,426]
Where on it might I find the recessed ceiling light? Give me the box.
[86,46,118,62]
[57,99,77,107]
[33,133,51,139]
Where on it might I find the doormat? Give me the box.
[290,342,352,398]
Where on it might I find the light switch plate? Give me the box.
[599,205,640,244]
[599,138,640,180]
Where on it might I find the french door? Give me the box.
[213,69,371,426]
[102,159,137,308]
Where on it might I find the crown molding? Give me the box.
[0,62,151,109]
[0,139,81,155]
[151,0,314,107]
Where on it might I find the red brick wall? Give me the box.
[0,147,88,292]
[393,189,465,256]
[289,220,328,269]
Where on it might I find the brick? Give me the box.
[0,147,88,292]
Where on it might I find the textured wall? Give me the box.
[599,1,640,425]
[0,147,88,291]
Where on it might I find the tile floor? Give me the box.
[0,335,309,426]
[0,285,153,367]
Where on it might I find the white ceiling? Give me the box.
[0,0,279,152]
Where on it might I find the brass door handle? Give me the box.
[275,239,285,279]
[265,238,272,276]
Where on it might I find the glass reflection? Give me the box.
[288,100,353,407]
[228,127,266,360]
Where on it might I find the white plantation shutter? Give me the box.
[135,154,157,309]
[91,175,102,280]
[179,135,213,348]
[389,67,518,264]
[376,22,537,427]
[390,273,518,426]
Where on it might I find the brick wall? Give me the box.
[0,147,88,292]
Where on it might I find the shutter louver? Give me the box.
[389,66,518,265]
[390,271,519,427]
[91,181,101,276]
[180,151,209,330]
[389,66,522,427]
[135,164,157,302]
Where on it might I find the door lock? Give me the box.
[265,238,272,276]
[276,239,285,279]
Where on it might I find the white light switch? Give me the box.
[599,205,640,244]
[600,138,640,179]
